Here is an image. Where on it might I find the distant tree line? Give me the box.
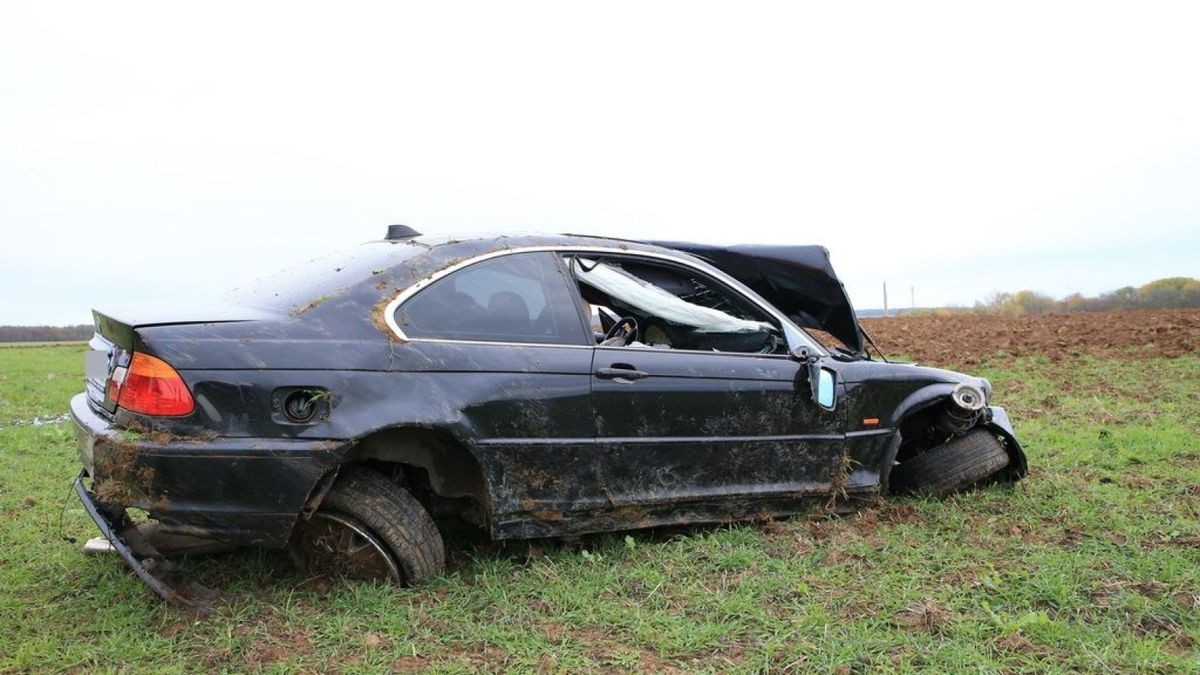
[0,325,93,342]
[975,277,1200,315]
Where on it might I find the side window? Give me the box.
[567,255,788,355]
[395,252,587,345]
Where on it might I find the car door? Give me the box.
[580,254,845,519]
[388,251,599,528]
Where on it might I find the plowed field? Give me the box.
[860,308,1200,366]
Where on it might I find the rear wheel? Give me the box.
[289,466,445,584]
[890,429,1010,497]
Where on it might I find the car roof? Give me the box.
[225,232,697,314]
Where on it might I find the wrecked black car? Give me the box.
[71,227,1026,603]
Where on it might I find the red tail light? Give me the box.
[114,352,195,416]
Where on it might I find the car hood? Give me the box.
[649,241,864,354]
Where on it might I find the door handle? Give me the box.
[595,365,649,381]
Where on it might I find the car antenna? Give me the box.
[385,224,422,240]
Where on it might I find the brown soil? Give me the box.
[371,292,407,342]
[894,598,950,632]
[859,309,1200,366]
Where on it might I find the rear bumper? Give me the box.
[70,393,346,547]
[73,472,196,607]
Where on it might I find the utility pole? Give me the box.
[882,282,889,317]
[911,285,915,313]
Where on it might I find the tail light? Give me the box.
[111,352,195,416]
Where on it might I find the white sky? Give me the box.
[2,1,1197,325]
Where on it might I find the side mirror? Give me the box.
[815,368,836,409]
[793,347,836,409]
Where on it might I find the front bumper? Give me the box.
[70,393,347,548]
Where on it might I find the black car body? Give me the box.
[71,230,1026,602]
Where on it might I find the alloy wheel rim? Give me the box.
[295,511,402,583]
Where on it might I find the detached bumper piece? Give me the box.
[74,471,218,613]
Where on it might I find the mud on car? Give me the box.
[72,227,1027,605]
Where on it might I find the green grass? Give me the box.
[1,345,1197,672]
[0,344,84,426]
[0,341,87,349]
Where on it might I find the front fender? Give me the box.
[984,406,1028,479]
[886,383,957,427]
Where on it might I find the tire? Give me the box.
[890,429,1010,497]
[289,466,445,585]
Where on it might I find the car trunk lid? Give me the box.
[85,302,278,413]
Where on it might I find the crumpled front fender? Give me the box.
[984,406,1028,480]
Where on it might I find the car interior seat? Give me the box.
[486,291,531,336]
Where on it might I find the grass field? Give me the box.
[1,342,1198,672]
[0,342,87,349]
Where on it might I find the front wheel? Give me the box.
[890,429,1010,497]
[289,466,445,585]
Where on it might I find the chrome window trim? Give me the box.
[382,245,826,354]
[594,343,795,360]
[385,336,593,350]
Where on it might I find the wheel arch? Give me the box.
[877,383,953,493]
[885,383,957,428]
[300,426,494,524]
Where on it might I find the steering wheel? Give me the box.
[601,316,639,346]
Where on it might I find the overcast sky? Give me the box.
[2,1,1197,325]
